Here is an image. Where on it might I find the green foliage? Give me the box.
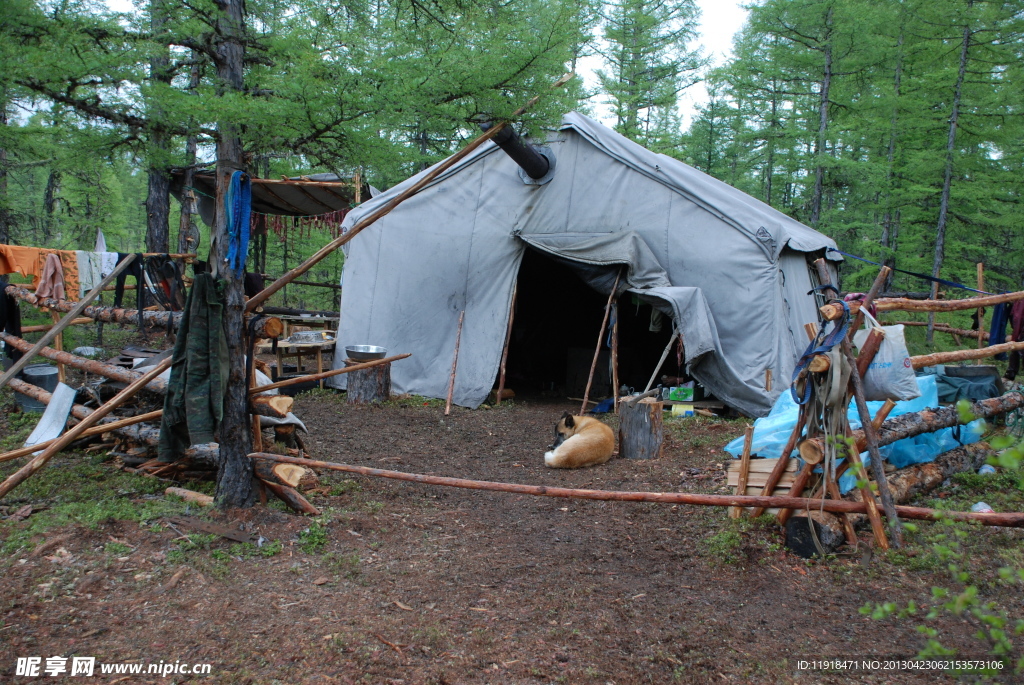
[703,529,742,565]
[298,518,329,554]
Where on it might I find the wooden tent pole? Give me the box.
[496,283,517,406]
[0,356,172,500]
[0,254,137,392]
[581,269,621,414]
[245,74,574,314]
[248,452,1024,527]
[643,327,679,394]
[445,311,465,416]
[611,300,620,413]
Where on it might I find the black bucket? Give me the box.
[15,364,59,412]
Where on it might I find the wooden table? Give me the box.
[276,315,339,339]
[256,340,337,389]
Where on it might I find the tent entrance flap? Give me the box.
[502,244,681,400]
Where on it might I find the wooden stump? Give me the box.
[785,511,846,558]
[618,397,664,460]
[345,358,391,404]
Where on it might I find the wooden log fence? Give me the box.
[4,285,284,339]
[248,452,1024,528]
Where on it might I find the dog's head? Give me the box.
[549,412,577,450]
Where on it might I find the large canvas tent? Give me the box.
[329,112,839,417]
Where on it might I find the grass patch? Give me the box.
[385,394,444,409]
[703,529,743,565]
[298,519,329,554]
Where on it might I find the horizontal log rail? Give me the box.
[250,353,410,394]
[892,321,988,341]
[910,341,1024,369]
[5,285,283,338]
[874,289,1024,313]
[248,453,1024,527]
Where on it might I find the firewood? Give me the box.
[618,397,663,460]
[253,460,308,488]
[250,394,293,419]
[819,303,844,321]
[261,481,320,515]
[165,487,214,507]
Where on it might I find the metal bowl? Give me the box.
[345,345,387,361]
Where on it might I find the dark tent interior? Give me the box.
[500,248,691,402]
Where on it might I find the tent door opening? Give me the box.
[500,248,684,402]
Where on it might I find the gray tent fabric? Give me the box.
[330,112,839,415]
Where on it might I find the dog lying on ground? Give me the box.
[544,412,615,468]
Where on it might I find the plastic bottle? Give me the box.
[971,502,995,514]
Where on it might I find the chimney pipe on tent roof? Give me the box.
[478,121,550,180]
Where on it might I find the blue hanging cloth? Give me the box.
[790,299,850,404]
[225,171,252,277]
[988,303,1009,360]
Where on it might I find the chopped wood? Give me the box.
[250,394,294,419]
[249,452,1024,527]
[261,481,320,515]
[618,397,664,460]
[0,410,163,464]
[253,460,308,488]
[165,487,213,507]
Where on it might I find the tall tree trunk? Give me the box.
[765,77,778,205]
[928,16,971,344]
[144,0,173,254]
[810,4,833,228]
[177,59,202,255]
[42,170,61,242]
[212,0,255,508]
[879,29,904,292]
[0,91,10,244]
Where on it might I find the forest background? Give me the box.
[1,0,1022,316]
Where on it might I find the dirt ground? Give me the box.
[2,391,1023,684]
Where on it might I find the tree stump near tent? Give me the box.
[618,397,663,460]
[345,358,391,404]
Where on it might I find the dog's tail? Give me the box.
[544,450,558,467]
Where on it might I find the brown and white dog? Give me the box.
[544,412,615,469]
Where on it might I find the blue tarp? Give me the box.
[723,375,986,493]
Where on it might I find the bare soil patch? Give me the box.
[1,393,1022,683]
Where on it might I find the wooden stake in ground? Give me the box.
[444,311,465,416]
[48,310,65,384]
[749,409,807,518]
[643,327,679,394]
[0,253,137,392]
[0,355,172,500]
[496,283,516,406]
[611,301,620,412]
[245,74,574,314]
[581,269,622,414]
[729,425,754,519]
[976,263,986,360]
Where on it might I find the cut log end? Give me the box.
[808,355,831,373]
[798,438,824,465]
